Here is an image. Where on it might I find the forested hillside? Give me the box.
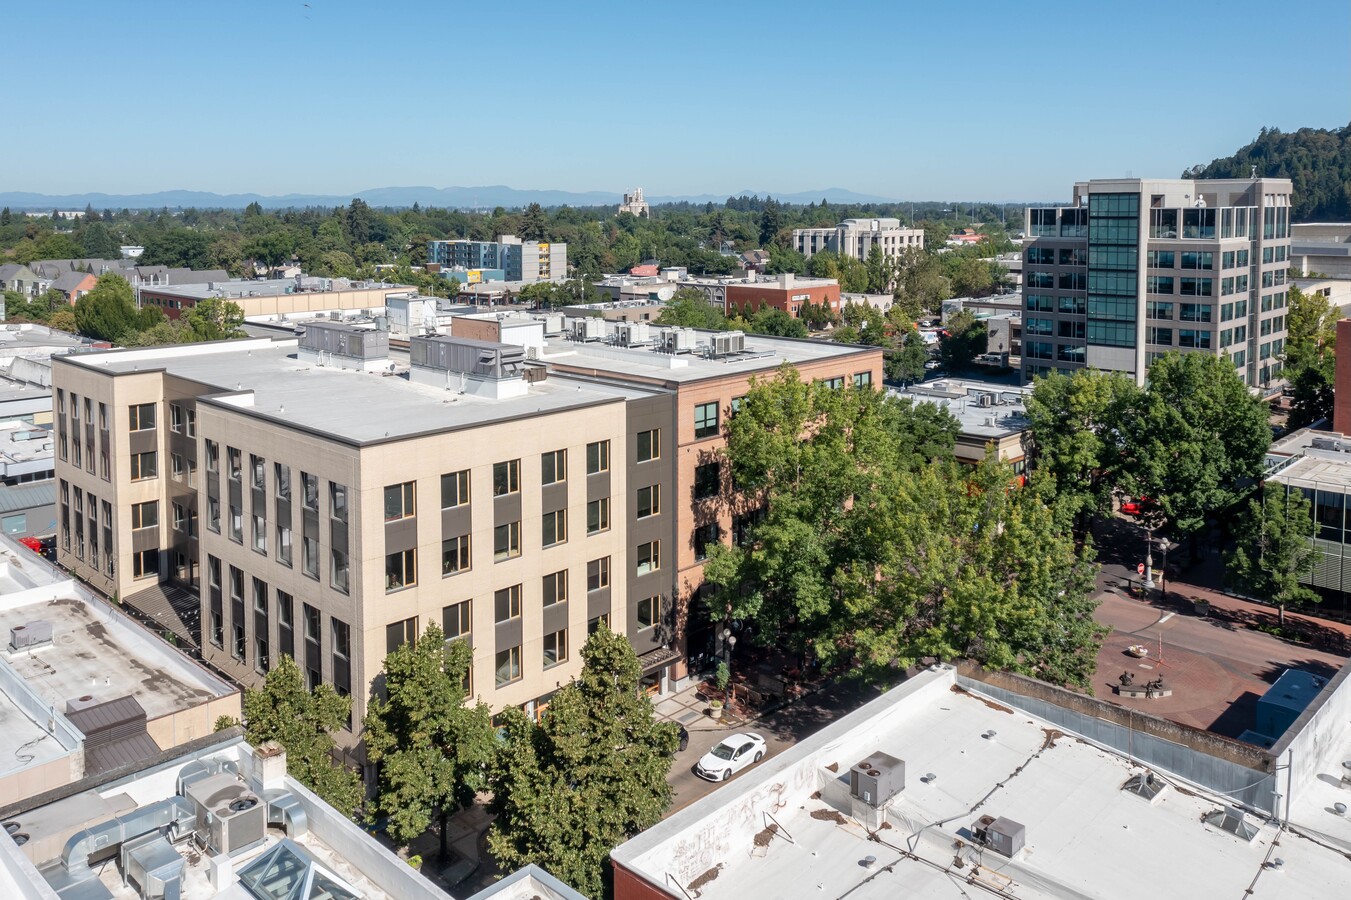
[1184,124,1351,221]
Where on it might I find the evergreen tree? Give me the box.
[487,626,678,897]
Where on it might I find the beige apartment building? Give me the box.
[52,326,676,757]
[793,217,925,262]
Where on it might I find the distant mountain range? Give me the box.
[0,185,901,211]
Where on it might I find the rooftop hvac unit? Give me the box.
[542,314,565,335]
[9,620,52,651]
[571,318,605,342]
[710,330,746,357]
[617,321,651,347]
[976,393,993,407]
[848,752,905,807]
[185,774,266,856]
[972,815,1025,858]
[661,327,696,354]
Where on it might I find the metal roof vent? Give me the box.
[1203,806,1260,842]
[1122,771,1168,804]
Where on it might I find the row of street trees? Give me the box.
[236,624,676,898]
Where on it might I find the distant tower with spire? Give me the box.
[618,188,650,218]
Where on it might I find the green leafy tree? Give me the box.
[758,198,782,247]
[141,229,214,268]
[1025,369,1140,537]
[1121,353,1272,555]
[747,306,808,338]
[73,273,139,341]
[837,302,887,345]
[703,368,1103,686]
[241,655,363,818]
[655,287,729,330]
[1184,123,1351,221]
[48,308,77,333]
[938,310,987,371]
[1283,285,1337,429]
[186,297,246,341]
[1226,487,1320,625]
[487,626,678,897]
[364,627,495,858]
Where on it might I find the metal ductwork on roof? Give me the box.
[60,796,195,879]
[264,789,309,839]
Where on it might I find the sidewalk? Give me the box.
[1099,551,1351,650]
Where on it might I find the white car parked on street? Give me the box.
[695,732,767,781]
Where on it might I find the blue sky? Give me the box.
[12,0,1350,200]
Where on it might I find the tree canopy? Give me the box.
[1120,353,1272,543]
[487,626,678,897]
[1226,486,1320,625]
[701,365,1103,686]
[241,655,363,818]
[363,627,495,855]
[1184,123,1351,221]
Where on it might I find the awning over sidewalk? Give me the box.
[638,646,681,673]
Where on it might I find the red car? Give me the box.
[1120,497,1154,516]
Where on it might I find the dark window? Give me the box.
[694,463,720,500]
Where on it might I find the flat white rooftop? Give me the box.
[613,667,1351,900]
[0,538,233,722]
[62,339,653,445]
[890,378,1031,441]
[1,737,451,900]
[542,329,875,385]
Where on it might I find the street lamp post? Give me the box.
[1144,527,1156,589]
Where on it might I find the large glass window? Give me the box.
[542,509,567,547]
[495,646,522,686]
[443,600,471,641]
[386,549,416,591]
[543,630,567,668]
[636,541,660,576]
[132,501,158,530]
[694,402,719,439]
[637,596,661,630]
[329,482,348,522]
[493,459,520,496]
[637,485,660,518]
[543,570,568,607]
[587,556,610,591]
[129,403,156,431]
[587,498,610,534]
[494,584,522,623]
[636,430,660,462]
[130,451,157,481]
[694,462,720,500]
